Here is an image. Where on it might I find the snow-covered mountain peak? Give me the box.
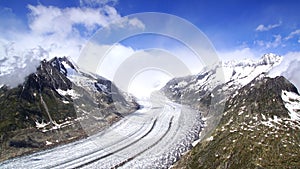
[222,53,282,85]
[222,53,282,68]
[258,53,283,65]
[48,56,79,76]
[162,54,284,108]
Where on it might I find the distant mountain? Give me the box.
[162,53,282,107]
[162,53,283,139]
[162,54,300,168]
[0,57,139,162]
[174,75,300,168]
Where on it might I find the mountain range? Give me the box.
[0,57,139,162]
[162,54,300,168]
[0,53,299,168]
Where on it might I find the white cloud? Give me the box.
[127,17,146,30]
[255,22,281,32]
[285,29,300,40]
[79,0,118,7]
[0,7,25,34]
[128,70,171,99]
[281,60,300,91]
[0,3,143,87]
[27,4,122,37]
[79,43,135,78]
[217,47,257,62]
[269,52,300,90]
[255,34,282,49]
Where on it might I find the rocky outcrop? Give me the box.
[0,57,139,162]
[174,76,300,168]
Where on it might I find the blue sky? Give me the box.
[1,0,300,57]
[1,0,300,96]
[117,0,300,53]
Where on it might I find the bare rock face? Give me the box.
[162,54,284,141]
[162,54,300,168]
[0,57,139,162]
[174,76,300,169]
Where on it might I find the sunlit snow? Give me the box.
[282,90,300,121]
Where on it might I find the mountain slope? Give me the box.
[174,76,300,168]
[160,54,300,168]
[162,54,283,140]
[162,53,282,108]
[0,57,139,162]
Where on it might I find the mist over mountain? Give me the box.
[1,1,300,168]
[0,51,299,168]
[0,56,139,162]
[0,45,49,87]
[163,54,300,168]
[269,52,300,91]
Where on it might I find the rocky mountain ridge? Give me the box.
[162,54,283,140]
[166,54,300,168]
[0,56,139,162]
[162,53,282,106]
[174,75,300,168]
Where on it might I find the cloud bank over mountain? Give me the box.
[0,1,139,87]
[269,52,300,91]
[0,0,299,93]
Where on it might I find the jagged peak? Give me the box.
[259,53,283,65]
[222,53,282,68]
[49,56,77,70]
[39,56,79,77]
[222,75,300,123]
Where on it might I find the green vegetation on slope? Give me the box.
[174,76,300,169]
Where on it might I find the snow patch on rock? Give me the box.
[281,90,300,121]
[56,89,80,99]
